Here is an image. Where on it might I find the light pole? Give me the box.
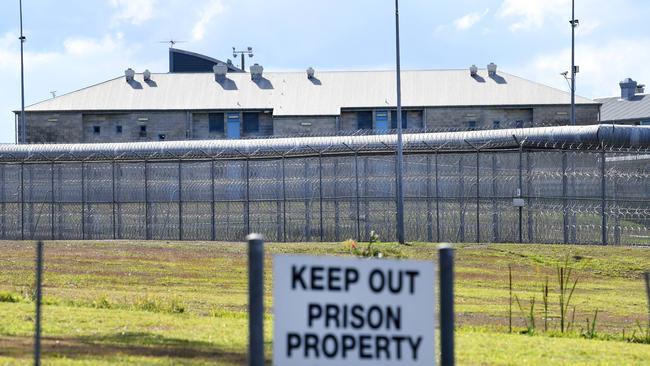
[19,0,26,143]
[570,0,579,126]
[395,0,405,244]
[232,47,254,72]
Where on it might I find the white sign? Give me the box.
[273,255,435,365]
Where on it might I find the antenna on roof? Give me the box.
[49,91,56,99]
[158,39,187,48]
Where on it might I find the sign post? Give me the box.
[273,255,435,365]
[247,234,265,366]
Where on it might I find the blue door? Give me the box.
[227,112,241,139]
[375,110,388,132]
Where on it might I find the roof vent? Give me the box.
[307,67,315,79]
[213,63,228,81]
[636,84,645,94]
[143,69,151,81]
[469,65,478,77]
[250,63,263,80]
[620,78,638,100]
[487,63,497,76]
[124,68,135,82]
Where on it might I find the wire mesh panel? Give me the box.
[214,160,246,241]
[321,156,357,241]
[248,159,282,241]
[181,162,213,240]
[23,164,53,240]
[115,163,146,239]
[0,164,23,239]
[84,163,113,239]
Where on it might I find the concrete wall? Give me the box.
[424,105,600,130]
[532,105,600,125]
[22,112,83,143]
[83,111,188,143]
[273,116,337,136]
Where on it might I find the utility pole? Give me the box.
[19,0,26,143]
[395,0,405,244]
[570,0,579,126]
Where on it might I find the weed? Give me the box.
[508,264,513,333]
[92,295,112,309]
[557,258,579,333]
[343,231,395,258]
[20,284,36,303]
[582,309,599,339]
[131,296,186,314]
[0,291,21,303]
[515,295,536,335]
[542,277,549,332]
[169,297,186,314]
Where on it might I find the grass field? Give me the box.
[1,240,650,365]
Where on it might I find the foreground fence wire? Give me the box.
[2,125,650,245]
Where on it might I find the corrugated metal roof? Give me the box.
[595,94,650,122]
[24,69,596,116]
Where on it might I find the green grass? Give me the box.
[0,240,649,365]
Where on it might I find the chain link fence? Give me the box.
[2,126,650,245]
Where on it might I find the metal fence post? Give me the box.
[50,162,54,240]
[282,156,287,242]
[144,161,150,240]
[111,161,116,240]
[518,144,523,243]
[81,162,86,240]
[334,159,340,241]
[363,157,370,241]
[439,243,455,366]
[0,164,5,239]
[246,234,265,366]
[458,157,465,243]
[354,151,361,241]
[178,160,183,241]
[34,240,44,366]
[491,152,499,242]
[318,153,324,242]
[426,154,433,242]
[562,151,569,244]
[435,151,441,242]
[600,146,607,245]
[245,159,251,236]
[211,160,216,241]
[21,162,24,240]
[475,148,480,243]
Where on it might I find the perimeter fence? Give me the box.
[2,124,650,245]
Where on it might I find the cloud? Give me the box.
[110,0,156,25]
[498,0,569,31]
[192,0,226,41]
[63,34,122,57]
[454,9,489,31]
[512,38,650,98]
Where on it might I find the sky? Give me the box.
[1,0,649,143]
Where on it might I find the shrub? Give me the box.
[0,291,21,303]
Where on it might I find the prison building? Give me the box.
[15,50,600,143]
[595,78,650,125]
